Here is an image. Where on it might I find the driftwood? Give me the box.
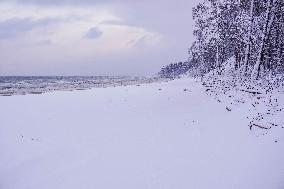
[249,123,271,130]
[226,106,232,111]
[30,91,43,94]
[240,89,262,95]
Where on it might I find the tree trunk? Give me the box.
[243,0,255,76]
[275,17,283,70]
[251,0,276,80]
[215,0,221,74]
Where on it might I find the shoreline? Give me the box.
[0,76,166,97]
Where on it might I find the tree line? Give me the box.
[158,61,193,78]
[188,0,284,79]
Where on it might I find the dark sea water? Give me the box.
[0,76,156,96]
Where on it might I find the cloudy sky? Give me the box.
[0,0,200,76]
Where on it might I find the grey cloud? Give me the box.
[33,39,52,46]
[3,0,198,7]
[129,36,149,49]
[100,20,125,26]
[0,17,59,39]
[84,27,103,39]
[0,0,202,76]
[3,0,111,6]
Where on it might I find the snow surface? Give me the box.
[1,78,284,189]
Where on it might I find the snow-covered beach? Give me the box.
[1,78,284,189]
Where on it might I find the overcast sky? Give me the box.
[0,0,200,76]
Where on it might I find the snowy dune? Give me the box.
[0,78,284,189]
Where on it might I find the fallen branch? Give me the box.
[240,89,262,95]
[249,124,271,130]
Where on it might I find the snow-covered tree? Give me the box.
[188,0,284,79]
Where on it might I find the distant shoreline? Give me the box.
[0,76,164,96]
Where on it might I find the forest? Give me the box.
[160,0,284,80]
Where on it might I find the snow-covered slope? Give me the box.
[0,78,284,189]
